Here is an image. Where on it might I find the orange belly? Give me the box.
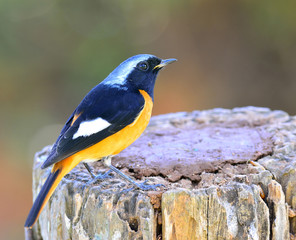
[53,89,153,172]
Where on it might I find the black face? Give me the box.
[126,57,162,99]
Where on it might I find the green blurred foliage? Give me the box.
[1,0,296,239]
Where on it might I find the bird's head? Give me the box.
[103,54,176,99]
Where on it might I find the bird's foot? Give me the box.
[134,180,164,191]
[87,170,113,184]
[119,187,135,194]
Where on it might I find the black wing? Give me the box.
[41,85,144,169]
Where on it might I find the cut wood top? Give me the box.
[113,122,273,182]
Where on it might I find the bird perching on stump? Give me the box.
[24,54,176,228]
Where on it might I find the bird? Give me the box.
[24,54,176,228]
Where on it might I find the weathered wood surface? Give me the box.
[30,107,296,240]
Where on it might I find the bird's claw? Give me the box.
[136,181,164,191]
[87,170,113,184]
[119,187,134,194]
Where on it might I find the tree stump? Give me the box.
[30,107,296,240]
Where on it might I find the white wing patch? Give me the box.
[73,117,111,139]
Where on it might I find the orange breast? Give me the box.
[53,90,153,172]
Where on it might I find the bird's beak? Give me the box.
[154,58,177,70]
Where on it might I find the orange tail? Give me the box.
[24,157,77,228]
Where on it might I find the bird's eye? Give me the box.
[137,61,149,71]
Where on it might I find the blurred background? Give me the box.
[1,0,296,238]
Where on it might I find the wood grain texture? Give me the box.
[30,107,296,239]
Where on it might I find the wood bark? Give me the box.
[29,107,296,239]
